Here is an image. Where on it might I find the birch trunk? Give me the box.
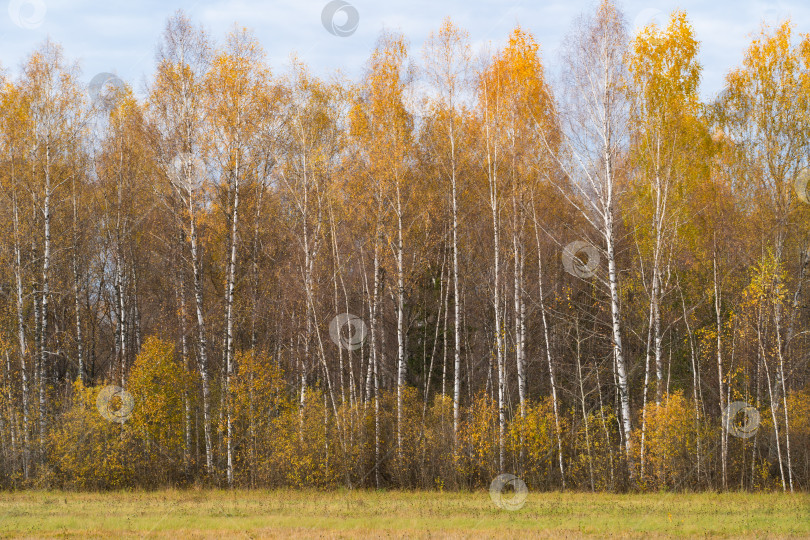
[531,196,565,486]
[713,248,727,489]
[395,180,406,456]
[11,170,30,477]
[603,135,631,466]
[188,201,214,475]
[71,175,84,382]
[38,143,52,453]
[451,153,462,447]
[224,152,241,486]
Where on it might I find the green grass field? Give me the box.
[0,489,808,538]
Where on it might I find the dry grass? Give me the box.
[0,489,808,538]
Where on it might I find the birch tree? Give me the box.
[628,10,701,478]
[205,25,271,486]
[149,11,216,475]
[422,17,470,445]
[554,0,633,466]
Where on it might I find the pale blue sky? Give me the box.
[1,0,807,102]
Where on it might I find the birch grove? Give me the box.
[0,3,808,492]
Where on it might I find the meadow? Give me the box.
[0,490,808,538]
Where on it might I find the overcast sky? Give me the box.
[2,0,808,102]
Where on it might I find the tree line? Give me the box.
[0,1,808,491]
